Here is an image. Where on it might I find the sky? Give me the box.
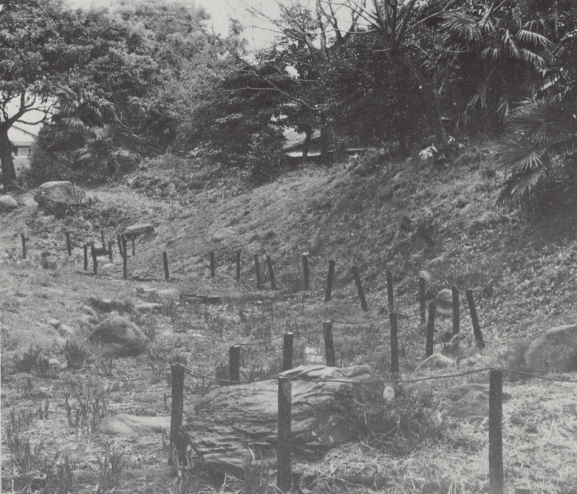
[64,0,281,51]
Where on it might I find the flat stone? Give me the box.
[0,195,18,212]
[33,181,87,212]
[124,223,154,237]
[47,318,61,329]
[211,227,235,242]
[134,301,161,312]
[100,414,170,435]
[415,353,455,371]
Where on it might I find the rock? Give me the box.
[124,223,154,238]
[87,297,131,313]
[76,315,99,329]
[89,315,150,356]
[211,227,235,243]
[524,324,577,373]
[99,263,115,274]
[415,353,455,371]
[433,383,512,420]
[0,195,18,212]
[58,324,76,337]
[436,289,453,316]
[81,305,96,316]
[47,318,61,329]
[182,365,378,476]
[419,145,438,163]
[134,301,161,313]
[148,289,180,303]
[100,414,170,436]
[33,181,87,212]
[165,183,177,196]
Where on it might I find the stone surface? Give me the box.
[33,181,87,211]
[87,297,131,313]
[89,315,150,356]
[524,324,577,374]
[436,289,453,316]
[0,195,18,212]
[415,353,455,371]
[433,383,512,420]
[124,223,154,237]
[148,289,180,303]
[100,414,170,435]
[182,365,378,476]
[58,324,76,337]
[211,227,235,242]
[134,301,161,312]
[47,318,61,329]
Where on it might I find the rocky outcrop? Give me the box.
[33,181,87,212]
[524,324,577,374]
[0,195,18,212]
[89,315,150,356]
[182,365,378,476]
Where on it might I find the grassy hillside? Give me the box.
[2,142,577,493]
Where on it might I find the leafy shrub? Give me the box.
[63,340,90,370]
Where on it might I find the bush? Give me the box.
[13,346,43,374]
[63,341,90,370]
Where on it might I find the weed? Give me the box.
[9,408,37,433]
[96,443,125,493]
[63,340,90,370]
[5,427,45,475]
[65,384,109,433]
[241,360,283,383]
[13,345,42,374]
[191,377,215,397]
[161,299,180,318]
[243,454,274,494]
[150,360,166,384]
[42,455,75,494]
[96,356,115,377]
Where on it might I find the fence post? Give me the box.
[117,234,123,256]
[282,333,294,372]
[322,321,336,367]
[466,290,485,349]
[452,286,460,334]
[129,236,134,257]
[21,233,26,259]
[386,270,394,312]
[352,266,368,311]
[277,376,292,493]
[254,254,262,289]
[65,232,71,255]
[426,301,436,357]
[419,277,426,325]
[108,241,113,262]
[489,369,504,494]
[229,345,241,384]
[390,312,399,375]
[100,230,106,250]
[302,255,310,291]
[266,255,277,290]
[122,238,128,280]
[210,251,215,278]
[236,251,241,281]
[83,244,88,271]
[169,363,185,467]
[324,260,336,302]
[163,251,170,281]
[91,244,98,275]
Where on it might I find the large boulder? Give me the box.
[0,195,18,212]
[124,223,154,238]
[182,365,378,476]
[33,181,87,212]
[89,315,150,356]
[524,324,577,374]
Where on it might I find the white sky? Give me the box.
[64,0,281,51]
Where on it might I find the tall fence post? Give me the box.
[100,230,106,250]
[489,369,504,494]
[122,238,128,280]
[352,266,368,311]
[282,333,294,372]
[254,254,262,289]
[21,233,26,259]
[83,244,88,271]
[386,270,394,312]
[229,345,241,384]
[108,241,113,262]
[277,376,292,493]
[209,251,215,278]
[91,244,98,275]
[426,301,436,357]
[163,251,170,281]
[419,277,426,324]
[131,237,135,257]
[324,260,336,303]
[390,312,399,375]
[452,286,460,334]
[302,254,310,291]
[117,234,123,256]
[466,290,485,349]
[322,321,336,367]
[65,232,71,256]
[266,255,277,290]
[235,251,241,281]
[169,363,185,467]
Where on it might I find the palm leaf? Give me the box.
[497,166,550,209]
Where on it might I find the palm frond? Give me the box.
[516,29,551,48]
[497,166,550,209]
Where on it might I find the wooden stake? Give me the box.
[169,363,185,466]
[322,321,335,367]
[131,236,135,257]
[426,301,436,358]
[466,290,485,349]
[117,234,123,256]
[122,238,128,280]
[254,254,262,289]
[235,251,241,281]
[352,266,368,311]
[100,230,106,250]
[282,333,294,372]
[452,286,460,334]
[302,254,310,290]
[489,369,504,494]
[229,345,241,384]
[21,233,26,259]
[386,270,394,312]
[91,244,97,275]
[266,255,277,290]
[108,241,113,262]
[324,260,336,303]
[277,376,292,492]
[210,251,215,278]
[83,244,88,271]
[163,251,169,281]
[390,312,399,375]
[419,277,426,324]
[65,231,71,255]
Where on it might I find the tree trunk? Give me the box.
[302,125,312,158]
[320,114,334,165]
[0,125,17,192]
